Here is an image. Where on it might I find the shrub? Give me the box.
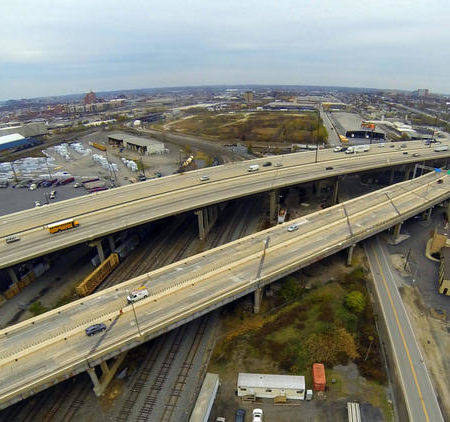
[345,291,366,314]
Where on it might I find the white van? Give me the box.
[247,164,260,172]
[434,144,449,152]
[127,288,149,303]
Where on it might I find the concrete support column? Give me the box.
[404,167,412,181]
[195,209,206,240]
[108,235,115,252]
[331,178,339,205]
[254,287,263,314]
[88,239,105,263]
[389,169,395,185]
[87,367,101,391]
[393,222,402,239]
[425,207,433,223]
[269,190,279,222]
[314,181,321,198]
[7,268,18,284]
[346,244,356,267]
[87,352,128,396]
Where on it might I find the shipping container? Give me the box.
[76,253,119,296]
[312,363,326,391]
[89,141,107,151]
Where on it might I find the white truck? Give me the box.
[247,164,260,172]
[345,145,370,154]
[127,287,149,303]
[434,144,449,152]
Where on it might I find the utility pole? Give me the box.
[126,290,142,337]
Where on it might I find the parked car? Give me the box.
[199,175,210,181]
[29,183,37,191]
[49,190,56,199]
[235,408,246,422]
[252,409,263,422]
[34,200,42,207]
[73,182,82,188]
[85,323,106,336]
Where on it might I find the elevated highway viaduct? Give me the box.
[0,171,448,420]
[1,140,449,273]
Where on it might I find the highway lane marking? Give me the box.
[370,242,431,422]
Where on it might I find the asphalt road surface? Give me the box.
[364,237,444,422]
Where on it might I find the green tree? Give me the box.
[345,291,366,314]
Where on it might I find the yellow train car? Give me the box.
[46,218,79,234]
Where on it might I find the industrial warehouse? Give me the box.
[107,132,167,155]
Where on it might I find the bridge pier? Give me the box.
[404,166,413,181]
[391,222,403,244]
[331,177,339,205]
[7,267,18,284]
[88,239,105,263]
[87,351,128,396]
[108,235,115,252]
[389,168,395,185]
[254,287,263,313]
[346,244,356,267]
[195,205,219,240]
[269,190,279,222]
[423,207,433,223]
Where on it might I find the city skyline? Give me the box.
[1,0,449,100]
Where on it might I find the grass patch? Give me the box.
[29,301,50,316]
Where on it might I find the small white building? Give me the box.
[237,373,305,400]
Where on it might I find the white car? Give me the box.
[199,175,210,181]
[287,223,300,232]
[333,145,343,152]
[49,190,56,199]
[127,288,149,303]
[34,200,42,207]
[252,409,263,422]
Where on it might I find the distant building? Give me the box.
[84,91,97,105]
[415,89,429,98]
[243,91,254,104]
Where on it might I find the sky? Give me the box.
[1,0,449,100]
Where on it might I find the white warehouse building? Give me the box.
[237,373,306,400]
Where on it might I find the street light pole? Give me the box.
[126,290,142,337]
[315,108,320,163]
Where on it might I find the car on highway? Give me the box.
[5,235,20,244]
[73,182,82,188]
[287,223,300,232]
[235,408,246,422]
[49,190,56,199]
[403,151,408,155]
[247,164,260,172]
[412,153,420,157]
[377,143,385,147]
[333,145,344,152]
[85,323,106,336]
[325,166,333,170]
[199,175,210,181]
[274,162,282,167]
[400,144,407,148]
[252,409,263,422]
[127,288,149,303]
[263,161,272,167]
[34,200,42,207]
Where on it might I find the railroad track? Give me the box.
[159,316,210,422]
[135,325,189,421]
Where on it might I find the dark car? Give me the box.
[235,408,246,422]
[263,162,272,167]
[325,166,333,170]
[85,323,106,336]
[402,151,408,155]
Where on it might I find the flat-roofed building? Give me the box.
[107,132,165,155]
[237,373,305,400]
